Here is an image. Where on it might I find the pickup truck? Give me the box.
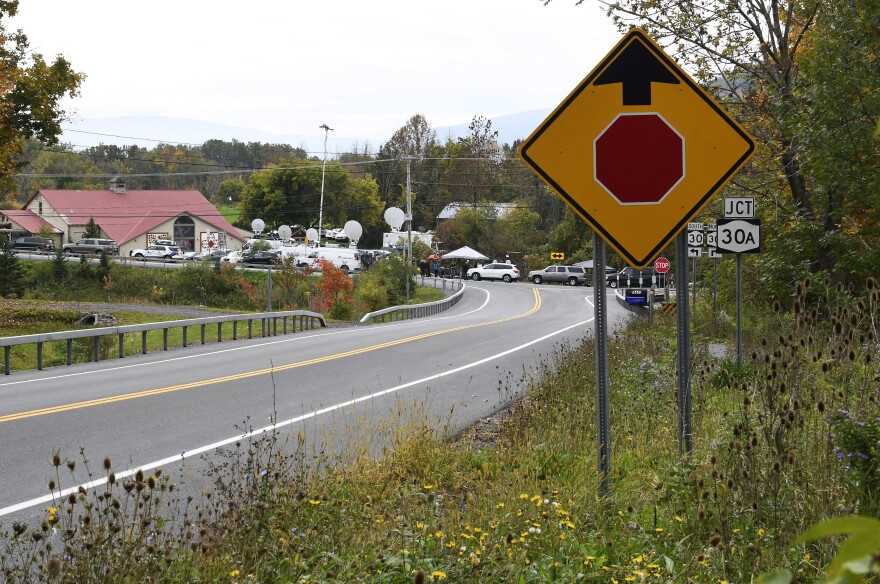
[606,267,665,288]
[528,265,588,286]
[62,238,119,255]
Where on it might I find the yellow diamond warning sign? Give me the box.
[519,28,755,268]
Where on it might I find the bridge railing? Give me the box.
[359,277,465,325]
[1,310,325,375]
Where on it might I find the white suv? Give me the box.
[468,262,520,283]
[130,244,182,260]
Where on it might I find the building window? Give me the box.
[38,201,43,214]
[173,216,196,251]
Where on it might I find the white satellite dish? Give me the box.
[306,228,319,243]
[343,220,363,243]
[384,207,405,231]
[251,218,265,234]
[277,225,292,241]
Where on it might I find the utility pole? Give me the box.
[318,124,333,248]
[405,157,413,303]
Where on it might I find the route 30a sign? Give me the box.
[716,218,761,254]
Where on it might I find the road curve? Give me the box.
[0,283,632,524]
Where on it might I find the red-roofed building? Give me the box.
[0,209,62,241]
[4,178,245,255]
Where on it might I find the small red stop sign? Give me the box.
[654,256,670,273]
[594,113,684,205]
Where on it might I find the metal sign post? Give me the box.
[736,254,743,366]
[593,231,611,497]
[676,231,693,456]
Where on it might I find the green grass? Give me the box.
[216,204,240,225]
[5,278,876,581]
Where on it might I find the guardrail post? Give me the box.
[233,320,238,340]
[183,327,188,348]
[37,342,43,370]
[273,317,277,336]
[283,316,287,334]
[217,322,222,343]
[201,324,206,345]
[261,318,266,337]
[4,346,9,375]
[248,319,253,339]
[119,333,125,358]
[67,339,73,365]
[163,329,168,351]
[93,337,100,362]
[142,331,147,354]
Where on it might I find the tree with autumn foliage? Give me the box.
[0,2,84,194]
[315,259,354,320]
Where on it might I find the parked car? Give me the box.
[325,228,348,241]
[12,236,55,252]
[528,265,587,286]
[221,250,243,264]
[129,244,182,260]
[468,262,520,283]
[197,249,229,262]
[606,267,666,288]
[62,238,119,255]
[241,250,281,265]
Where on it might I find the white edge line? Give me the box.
[1,310,591,517]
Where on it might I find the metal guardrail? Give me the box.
[359,277,465,325]
[1,310,325,375]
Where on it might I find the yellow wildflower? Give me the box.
[430,571,447,580]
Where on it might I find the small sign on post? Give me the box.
[716,219,761,254]
[724,197,756,219]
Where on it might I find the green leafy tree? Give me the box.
[239,159,383,231]
[0,1,84,192]
[216,177,246,204]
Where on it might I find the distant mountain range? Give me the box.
[59,109,554,155]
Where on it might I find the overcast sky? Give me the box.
[11,1,622,148]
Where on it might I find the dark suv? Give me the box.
[62,238,119,255]
[12,236,55,252]
[606,267,666,288]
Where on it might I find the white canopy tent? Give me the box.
[572,259,617,273]
[441,246,490,261]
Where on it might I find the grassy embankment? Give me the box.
[3,257,443,372]
[2,276,878,582]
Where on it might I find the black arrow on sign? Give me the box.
[594,37,680,105]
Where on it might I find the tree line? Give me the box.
[2,0,878,301]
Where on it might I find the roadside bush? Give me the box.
[315,259,353,314]
[356,275,388,313]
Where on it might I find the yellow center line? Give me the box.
[0,289,542,424]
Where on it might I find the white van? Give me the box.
[298,247,361,273]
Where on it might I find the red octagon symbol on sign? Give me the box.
[594,113,684,205]
[654,256,670,273]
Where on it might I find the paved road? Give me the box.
[0,283,632,526]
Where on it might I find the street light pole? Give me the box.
[318,124,333,248]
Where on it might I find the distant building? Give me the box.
[1,177,245,255]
